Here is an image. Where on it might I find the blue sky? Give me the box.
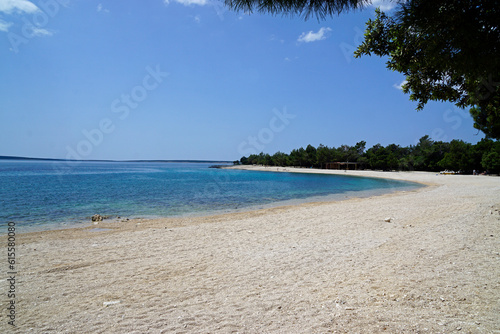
[0,0,484,161]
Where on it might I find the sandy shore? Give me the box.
[2,167,499,333]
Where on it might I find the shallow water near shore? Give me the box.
[0,160,421,232]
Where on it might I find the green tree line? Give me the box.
[237,136,500,174]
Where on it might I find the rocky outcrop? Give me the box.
[91,214,104,222]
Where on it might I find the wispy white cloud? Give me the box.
[0,18,12,31]
[297,27,332,43]
[97,3,110,13]
[393,79,407,90]
[30,27,52,36]
[164,0,224,22]
[370,0,398,11]
[0,0,41,34]
[193,14,200,23]
[0,0,39,14]
[164,0,208,6]
[180,0,208,4]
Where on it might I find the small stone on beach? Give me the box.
[91,214,104,222]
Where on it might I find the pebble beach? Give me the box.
[2,167,499,333]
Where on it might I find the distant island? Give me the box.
[0,156,232,164]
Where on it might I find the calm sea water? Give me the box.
[0,160,421,232]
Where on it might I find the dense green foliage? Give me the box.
[355,2,500,139]
[237,136,500,174]
[223,0,365,20]
[223,0,500,139]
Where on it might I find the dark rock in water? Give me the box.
[91,214,104,222]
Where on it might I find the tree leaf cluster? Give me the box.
[223,0,366,20]
[355,1,500,139]
[223,0,500,139]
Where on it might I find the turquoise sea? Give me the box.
[0,160,421,232]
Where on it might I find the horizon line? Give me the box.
[0,155,233,163]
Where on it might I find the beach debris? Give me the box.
[91,214,104,222]
[384,217,393,222]
[103,300,121,307]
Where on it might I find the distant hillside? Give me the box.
[0,156,67,161]
[123,160,233,164]
[0,156,232,164]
